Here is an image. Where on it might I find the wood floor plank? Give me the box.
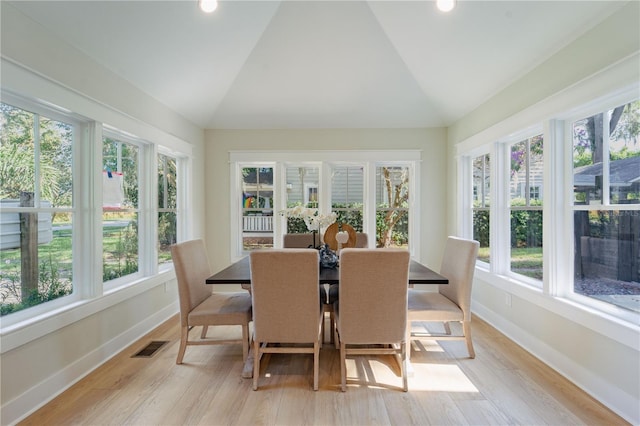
[18,314,629,426]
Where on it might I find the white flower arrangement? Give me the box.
[279,206,337,232]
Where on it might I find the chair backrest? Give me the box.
[439,237,480,321]
[338,248,410,344]
[283,233,316,248]
[171,239,213,326]
[355,232,368,248]
[250,249,320,342]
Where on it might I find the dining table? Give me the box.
[206,255,448,378]
[206,255,449,285]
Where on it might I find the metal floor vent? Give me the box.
[132,341,168,358]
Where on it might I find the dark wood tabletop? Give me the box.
[206,255,448,285]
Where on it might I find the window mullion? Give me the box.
[602,113,611,205]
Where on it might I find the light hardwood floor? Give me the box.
[20,314,628,425]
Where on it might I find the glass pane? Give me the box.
[1,214,73,316]
[103,138,139,209]
[285,166,318,233]
[529,136,544,204]
[574,210,639,313]
[331,166,363,232]
[158,212,176,265]
[473,154,490,208]
[510,210,543,280]
[0,103,36,199]
[39,116,73,208]
[103,212,138,281]
[609,101,640,205]
[375,166,409,248]
[573,113,603,204]
[242,167,274,250]
[510,141,527,204]
[473,210,490,264]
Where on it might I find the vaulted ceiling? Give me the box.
[6,1,627,129]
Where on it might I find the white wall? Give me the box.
[446,3,640,423]
[0,4,206,424]
[204,128,448,273]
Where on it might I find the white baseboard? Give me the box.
[473,303,639,425]
[1,302,178,426]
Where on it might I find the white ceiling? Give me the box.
[6,1,627,129]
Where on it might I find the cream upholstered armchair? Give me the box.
[171,239,252,364]
[334,248,410,392]
[250,249,323,390]
[407,236,479,359]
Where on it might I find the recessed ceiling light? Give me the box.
[436,0,456,13]
[199,0,218,13]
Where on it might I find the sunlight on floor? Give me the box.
[408,363,479,392]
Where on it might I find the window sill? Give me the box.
[474,268,640,351]
[0,270,176,354]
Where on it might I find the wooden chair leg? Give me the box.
[176,325,189,365]
[443,321,452,335]
[406,322,412,361]
[313,340,319,391]
[252,339,260,390]
[340,341,347,392]
[401,341,408,392]
[242,324,249,361]
[463,321,475,358]
[200,325,208,339]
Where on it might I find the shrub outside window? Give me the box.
[158,153,177,265]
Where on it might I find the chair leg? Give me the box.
[340,341,347,392]
[176,325,189,365]
[313,340,319,391]
[462,321,475,358]
[242,324,249,361]
[406,321,412,361]
[252,339,260,390]
[200,325,209,339]
[401,341,408,392]
[330,311,335,344]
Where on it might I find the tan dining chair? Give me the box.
[407,236,479,359]
[283,232,317,248]
[250,249,323,390]
[334,248,410,392]
[171,239,252,364]
[326,232,368,345]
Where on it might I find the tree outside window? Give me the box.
[472,154,490,263]
[0,102,74,315]
[158,153,177,265]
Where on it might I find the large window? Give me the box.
[461,96,639,317]
[0,102,75,315]
[0,93,189,320]
[230,153,420,257]
[572,100,639,312]
[510,135,543,280]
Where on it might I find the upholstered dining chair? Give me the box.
[171,239,252,364]
[250,249,323,391]
[407,236,479,359]
[334,248,410,392]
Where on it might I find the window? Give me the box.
[0,102,75,315]
[242,166,274,250]
[472,154,491,264]
[285,166,320,233]
[331,166,364,232]
[230,151,420,258]
[376,166,409,248]
[158,153,177,265]
[572,100,640,312]
[510,135,543,280]
[102,136,140,282]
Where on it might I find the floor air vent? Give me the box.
[132,341,168,358]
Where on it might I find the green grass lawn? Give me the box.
[476,246,543,280]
